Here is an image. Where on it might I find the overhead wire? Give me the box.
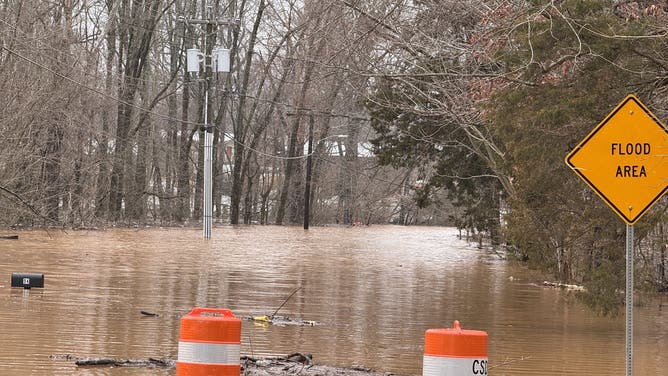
[0,9,424,193]
[0,11,371,162]
[0,36,318,162]
[0,17,186,89]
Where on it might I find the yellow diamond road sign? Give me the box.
[565,94,668,224]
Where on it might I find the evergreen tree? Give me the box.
[487,0,668,314]
[367,73,503,239]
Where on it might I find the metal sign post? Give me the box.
[625,224,633,376]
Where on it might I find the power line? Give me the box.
[0,13,374,164]
[0,43,322,162]
[1,44,412,198]
[0,18,185,89]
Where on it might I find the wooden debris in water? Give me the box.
[542,281,585,291]
[52,353,395,376]
[75,357,174,368]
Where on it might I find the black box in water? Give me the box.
[11,273,44,289]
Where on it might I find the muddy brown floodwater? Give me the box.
[0,226,665,375]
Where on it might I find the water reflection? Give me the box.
[0,226,664,375]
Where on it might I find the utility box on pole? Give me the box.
[213,47,230,73]
[186,49,202,73]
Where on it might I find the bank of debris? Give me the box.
[51,353,394,376]
[242,354,394,376]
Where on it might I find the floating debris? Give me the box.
[247,315,319,327]
[542,281,586,292]
[75,357,174,368]
[49,354,174,369]
[249,287,319,327]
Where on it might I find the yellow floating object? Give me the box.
[252,315,271,322]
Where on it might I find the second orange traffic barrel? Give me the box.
[176,307,241,376]
[423,320,488,376]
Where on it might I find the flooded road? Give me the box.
[0,226,665,375]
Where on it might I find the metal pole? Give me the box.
[202,8,212,239]
[304,114,314,230]
[184,5,236,239]
[203,90,212,239]
[626,224,634,376]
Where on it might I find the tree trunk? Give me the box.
[95,0,117,219]
[108,0,163,221]
[308,76,343,224]
[229,0,265,225]
[340,119,361,224]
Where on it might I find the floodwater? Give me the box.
[0,226,665,375]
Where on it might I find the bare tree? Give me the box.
[108,0,166,221]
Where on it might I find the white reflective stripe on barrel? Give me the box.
[423,355,488,376]
[177,342,240,365]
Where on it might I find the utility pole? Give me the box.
[284,111,315,229]
[304,114,314,229]
[184,5,237,239]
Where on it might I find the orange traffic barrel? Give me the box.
[177,307,241,376]
[423,320,488,376]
